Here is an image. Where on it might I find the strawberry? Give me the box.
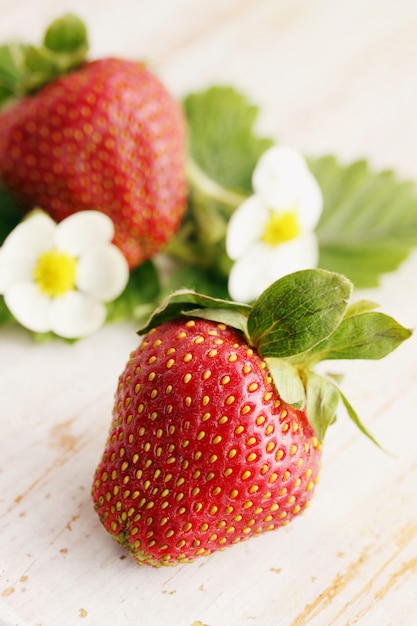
[91,269,411,566]
[0,19,187,268]
[93,317,321,566]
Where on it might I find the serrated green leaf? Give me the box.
[318,242,409,288]
[310,155,417,287]
[305,371,340,441]
[247,269,352,358]
[184,86,274,195]
[264,357,305,408]
[305,311,412,362]
[137,289,251,336]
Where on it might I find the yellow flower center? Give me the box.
[33,249,77,297]
[261,210,301,246]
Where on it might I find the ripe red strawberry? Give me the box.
[0,56,187,269]
[91,270,411,566]
[93,317,321,566]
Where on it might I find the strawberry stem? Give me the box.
[186,157,247,212]
[164,158,246,275]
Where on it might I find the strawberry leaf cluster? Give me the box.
[168,86,417,292]
[139,269,411,444]
[0,14,88,106]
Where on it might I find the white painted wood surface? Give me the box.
[1,1,417,624]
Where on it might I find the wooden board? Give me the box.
[1,2,417,624]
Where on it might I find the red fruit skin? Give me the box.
[92,318,322,566]
[0,58,187,268]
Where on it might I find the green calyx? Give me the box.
[0,14,88,108]
[138,268,412,447]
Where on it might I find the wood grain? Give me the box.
[1,2,417,625]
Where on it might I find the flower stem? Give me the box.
[186,158,247,211]
[165,159,247,272]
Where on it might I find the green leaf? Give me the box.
[171,85,273,277]
[247,269,352,358]
[106,261,161,324]
[24,45,62,91]
[0,185,22,244]
[184,307,249,335]
[310,155,417,287]
[43,14,88,53]
[0,14,88,101]
[184,86,274,195]
[305,371,341,441]
[343,299,380,318]
[0,296,15,324]
[161,263,230,300]
[138,289,251,336]
[264,357,305,408]
[338,387,386,452]
[305,311,412,362]
[318,242,409,288]
[0,43,27,104]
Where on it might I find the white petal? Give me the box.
[226,196,269,260]
[0,212,57,292]
[228,234,319,303]
[253,146,308,208]
[228,243,275,303]
[253,145,323,229]
[76,243,129,301]
[49,291,106,338]
[268,232,320,277]
[54,211,115,256]
[294,173,323,231]
[4,283,52,333]
[0,249,36,293]
[1,212,55,257]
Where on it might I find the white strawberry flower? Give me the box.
[226,145,323,302]
[0,210,129,338]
